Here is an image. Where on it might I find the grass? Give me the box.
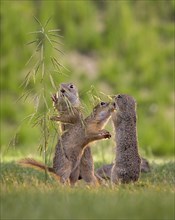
[1,159,174,219]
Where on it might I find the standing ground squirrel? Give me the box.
[111,94,141,184]
[19,101,114,184]
[51,83,100,185]
[53,101,114,184]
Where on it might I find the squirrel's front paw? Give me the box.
[51,94,58,104]
[100,130,111,139]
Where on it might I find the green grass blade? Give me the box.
[33,16,43,28]
[48,29,61,32]
[50,39,64,46]
[49,74,57,90]
[44,16,52,28]
[48,33,64,38]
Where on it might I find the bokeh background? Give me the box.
[1,0,174,163]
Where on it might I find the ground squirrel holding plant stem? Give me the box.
[50,82,81,132]
[19,101,113,184]
[51,83,100,185]
[111,94,141,184]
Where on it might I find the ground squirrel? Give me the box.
[19,101,114,184]
[111,94,141,184]
[51,83,100,185]
[53,101,113,184]
[50,82,81,132]
[19,82,80,182]
[96,157,150,180]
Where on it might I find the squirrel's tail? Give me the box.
[18,158,60,180]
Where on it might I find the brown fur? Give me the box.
[53,102,113,184]
[51,83,98,185]
[18,158,60,181]
[19,102,113,184]
[111,94,141,184]
[96,157,150,180]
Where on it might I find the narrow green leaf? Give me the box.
[34,60,42,76]
[53,56,69,72]
[22,113,35,122]
[24,75,31,88]
[32,114,43,127]
[52,56,61,67]
[41,60,45,79]
[33,16,43,28]
[50,57,57,69]
[25,41,42,66]
[33,94,40,112]
[45,34,53,47]
[16,89,31,102]
[25,51,36,66]
[44,16,52,28]
[27,31,42,35]
[49,74,57,90]
[16,89,32,102]
[57,62,70,72]
[48,29,61,32]
[26,40,38,45]
[53,47,64,55]
[27,113,36,125]
[52,57,63,73]
[48,33,64,39]
[33,70,36,84]
[24,70,31,80]
[43,94,49,110]
[50,39,64,46]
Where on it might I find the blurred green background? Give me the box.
[0,0,174,161]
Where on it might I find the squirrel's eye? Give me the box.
[100,102,106,106]
[117,95,122,99]
[70,84,74,88]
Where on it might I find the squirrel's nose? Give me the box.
[113,102,116,108]
[60,89,65,93]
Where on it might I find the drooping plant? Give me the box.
[18,17,68,181]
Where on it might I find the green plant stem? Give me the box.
[43,86,48,182]
[40,41,48,182]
